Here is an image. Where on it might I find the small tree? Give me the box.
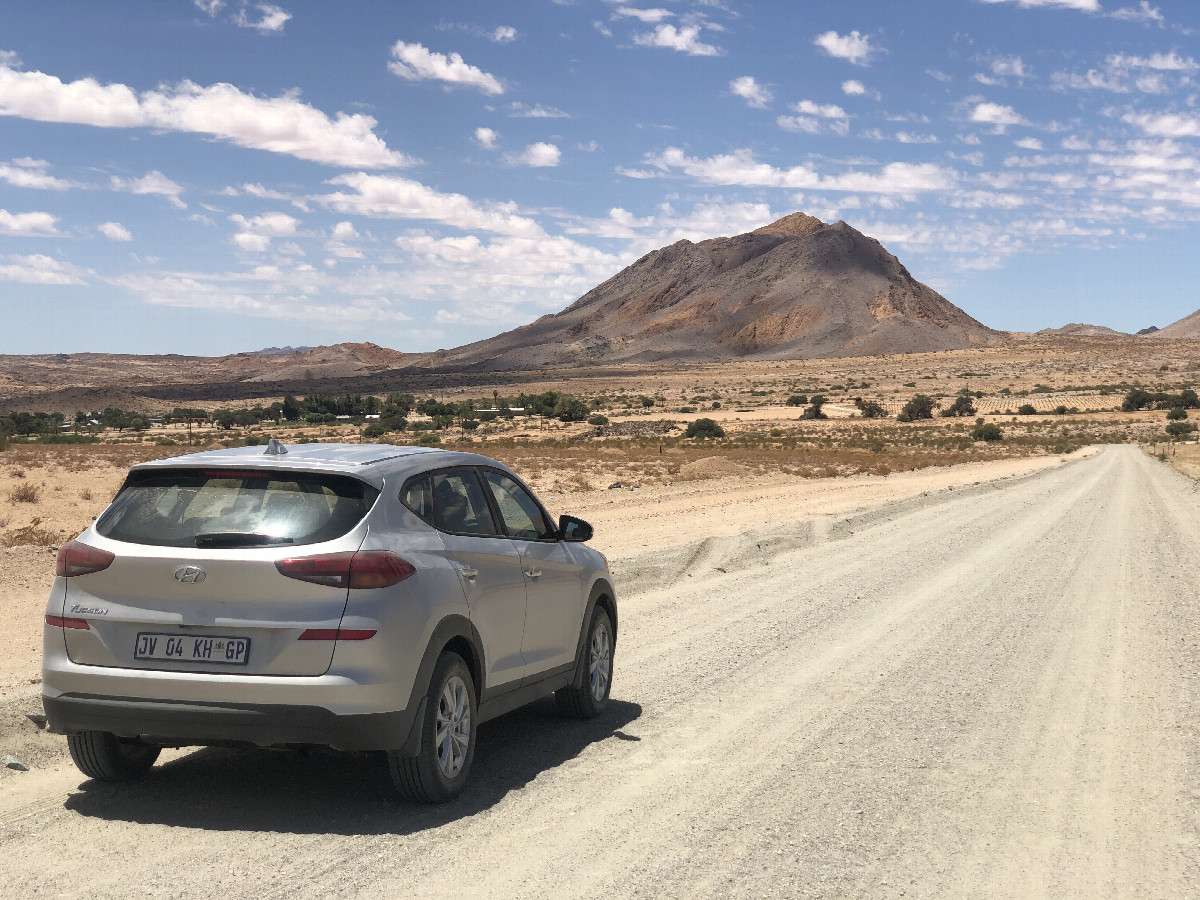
[897,394,936,422]
[786,394,808,407]
[1167,407,1188,421]
[801,395,828,420]
[856,400,887,419]
[1166,420,1197,439]
[1017,404,1037,415]
[685,418,725,439]
[940,396,977,418]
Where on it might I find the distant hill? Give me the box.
[435,213,1000,370]
[1136,326,1160,336]
[1037,323,1130,337]
[1149,311,1200,339]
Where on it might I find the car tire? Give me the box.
[67,731,160,782]
[556,605,614,719]
[388,651,477,803]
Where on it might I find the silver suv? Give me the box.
[42,441,616,802]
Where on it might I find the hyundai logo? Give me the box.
[174,565,207,584]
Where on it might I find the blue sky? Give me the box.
[0,0,1197,354]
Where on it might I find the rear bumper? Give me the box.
[43,692,419,752]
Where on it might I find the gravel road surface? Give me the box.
[1,444,1198,898]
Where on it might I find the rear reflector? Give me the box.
[297,629,378,641]
[46,615,90,630]
[276,550,415,590]
[56,541,116,578]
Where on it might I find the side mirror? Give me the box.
[558,514,593,543]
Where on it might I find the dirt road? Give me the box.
[2,444,1198,898]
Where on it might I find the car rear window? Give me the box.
[96,468,379,548]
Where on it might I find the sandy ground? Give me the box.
[2,444,1199,898]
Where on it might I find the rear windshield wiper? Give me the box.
[194,532,295,548]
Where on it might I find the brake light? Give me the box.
[275,550,415,589]
[46,615,90,630]
[56,541,115,578]
[297,628,378,641]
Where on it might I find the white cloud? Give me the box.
[991,56,1028,78]
[613,7,675,23]
[0,209,57,236]
[233,4,291,33]
[98,221,131,241]
[0,253,84,284]
[633,24,723,56]
[842,80,867,95]
[230,211,298,236]
[813,30,877,66]
[316,172,546,238]
[388,41,504,95]
[507,102,570,118]
[331,221,358,241]
[897,132,939,144]
[475,127,497,149]
[792,100,848,118]
[970,101,1030,132]
[729,76,772,108]
[778,100,850,135]
[1015,137,1045,150]
[1110,51,1198,72]
[513,142,561,167]
[629,147,959,195]
[232,232,271,252]
[490,25,518,43]
[0,65,411,168]
[110,171,186,208]
[194,0,224,16]
[1122,109,1200,138]
[978,0,1100,10]
[0,157,74,190]
[1062,135,1092,149]
[1108,1,1163,22]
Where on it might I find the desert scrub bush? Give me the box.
[785,395,808,406]
[9,481,40,503]
[0,517,58,547]
[971,422,1003,442]
[10,467,25,478]
[587,414,609,426]
[80,488,93,501]
[1018,404,1037,415]
[897,395,937,422]
[1166,421,1197,439]
[1167,407,1188,421]
[685,418,725,439]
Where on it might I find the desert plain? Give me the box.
[1,336,1200,897]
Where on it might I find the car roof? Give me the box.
[129,442,518,487]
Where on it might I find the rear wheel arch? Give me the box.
[407,615,487,711]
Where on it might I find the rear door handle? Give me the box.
[524,568,542,579]
[456,566,478,580]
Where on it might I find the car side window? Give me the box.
[482,470,555,541]
[399,475,434,524]
[430,470,498,536]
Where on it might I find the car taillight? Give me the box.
[46,615,90,630]
[275,550,415,590]
[55,541,115,578]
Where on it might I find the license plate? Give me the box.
[134,632,251,666]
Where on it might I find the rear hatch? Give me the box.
[62,466,379,676]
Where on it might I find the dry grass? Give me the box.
[8,482,40,504]
[0,517,58,547]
